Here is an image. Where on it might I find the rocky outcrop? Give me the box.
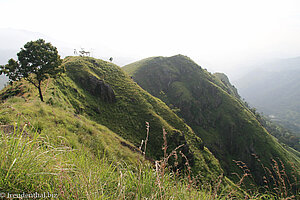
[80,75,116,103]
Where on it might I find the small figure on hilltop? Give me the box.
[109,57,113,62]
[78,48,90,57]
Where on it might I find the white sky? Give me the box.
[1,0,300,76]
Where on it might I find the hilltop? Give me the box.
[123,55,300,187]
[213,72,240,99]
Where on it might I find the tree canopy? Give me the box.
[0,39,63,101]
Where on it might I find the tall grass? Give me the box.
[0,123,211,199]
[0,123,298,199]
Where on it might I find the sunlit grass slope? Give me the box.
[57,56,225,179]
[0,56,225,187]
[0,117,223,199]
[0,55,298,199]
[123,55,300,189]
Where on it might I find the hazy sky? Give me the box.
[1,0,300,75]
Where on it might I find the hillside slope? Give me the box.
[123,55,300,186]
[0,81,224,199]
[213,72,240,99]
[214,73,300,153]
[0,56,225,182]
[234,57,300,136]
[0,81,149,198]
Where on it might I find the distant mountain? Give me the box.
[0,29,54,90]
[0,28,136,67]
[0,28,44,50]
[0,75,8,90]
[0,49,18,65]
[0,28,82,91]
[235,57,300,135]
[0,28,75,62]
[123,55,300,186]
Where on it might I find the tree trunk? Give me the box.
[38,84,44,102]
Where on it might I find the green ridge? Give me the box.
[1,55,299,198]
[123,54,300,187]
[0,56,224,182]
[213,72,240,99]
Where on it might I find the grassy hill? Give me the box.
[0,82,148,199]
[1,56,242,198]
[58,56,224,176]
[0,94,215,199]
[214,72,300,152]
[1,55,299,198]
[123,55,300,189]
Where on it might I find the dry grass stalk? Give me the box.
[139,121,150,157]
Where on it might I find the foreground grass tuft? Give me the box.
[1,124,297,199]
[0,124,213,199]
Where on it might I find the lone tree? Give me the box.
[0,39,63,102]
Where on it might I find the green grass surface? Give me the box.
[0,123,226,199]
[1,121,292,199]
[124,55,300,191]
[0,56,299,199]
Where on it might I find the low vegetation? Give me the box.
[0,54,299,199]
[1,119,298,199]
[214,72,300,153]
[123,55,300,191]
[0,123,203,199]
[246,105,300,153]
